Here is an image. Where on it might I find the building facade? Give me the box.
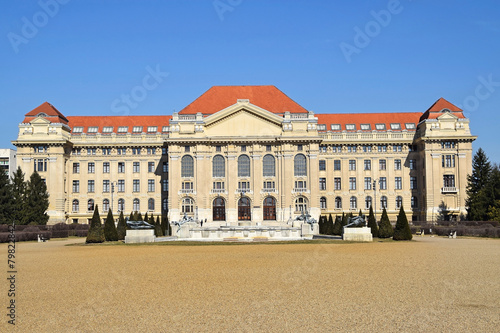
[0,148,17,178]
[13,86,476,225]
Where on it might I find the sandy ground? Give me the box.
[1,236,499,332]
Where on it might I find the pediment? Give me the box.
[437,112,458,120]
[30,116,51,125]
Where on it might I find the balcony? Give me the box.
[261,188,277,193]
[236,189,252,194]
[179,189,195,195]
[293,188,309,194]
[210,189,226,194]
[441,187,457,193]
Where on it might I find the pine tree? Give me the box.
[0,168,14,224]
[129,211,135,221]
[104,208,118,241]
[86,205,105,243]
[11,167,26,225]
[393,205,412,240]
[116,211,127,240]
[367,205,378,238]
[378,208,393,238]
[332,215,342,235]
[154,215,163,237]
[466,148,493,221]
[144,212,149,224]
[24,171,49,225]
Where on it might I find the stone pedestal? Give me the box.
[342,227,373,242]
[125,229,155,244]
[301,223,318,239]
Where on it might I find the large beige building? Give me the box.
[13,86,476,225]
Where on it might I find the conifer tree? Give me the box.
[161,214,169,236]
[332,215,342,235]
[116,211,127,240]
[340,213,348,235]
[137,212,143,222]
[104,208,118,241]
[466,148,493,221]
[129,211,135,221]
[359,209,363,217]
[393,205,412,241]
[378,208,393,238]
[367,205,378,238]
[11,167,26,225]
[154,215,163,237]
[86,205,105,243]
[318,215,324,234]
[0,168,14,224]
[327,214,334,235]
[24,171,49,225]
[144,212,149,224]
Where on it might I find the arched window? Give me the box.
[103,199,109,212]
[72,199,79,212]
[212,155,225,177]
[181,155,194,177]
[335,197,342,209]
[295,197,307,212]
[262,154,275,177]
[148,198,155,211]
[381,196,388,209]
[365,196,372,210]
[182,197,194,213]
[238,155,250,177]
[350,196,357,210]
[294,154,307,176]
[396,196,403,209]
[411,196,418,209]
[118,199,125,212]
[133,198,140,212]
[320,197,327,209]
[87,199,95,211]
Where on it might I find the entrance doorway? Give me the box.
[263,197,276,220]
[213,197,226,221]
[238,197,251,220]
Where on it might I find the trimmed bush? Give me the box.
[367,205,378,238]
[154,215,163,237]
[104,209,118,242]
[332,215,342,235]
[393,206,412,241]
[378,208,393,238]
[86,205,105,243]
[161,215,169,236]
[117,211,126,241]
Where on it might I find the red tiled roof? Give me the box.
[179,85,308,115]
[66,115,172,134]
[23,102,69,124]
[316,112,422,132]
[420,98,465,122]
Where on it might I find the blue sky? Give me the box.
[1,0,499,162]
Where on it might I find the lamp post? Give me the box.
[373,178,378,221]
[111,181,117,214]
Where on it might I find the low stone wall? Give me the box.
[343,227,373,242]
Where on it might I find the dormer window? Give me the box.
[331,124,341,131]
[147,126,157,133]
[73,127,83,133]
[37,113,48,118]
[317,124,326,131]
[87,127,98,133]
[405,123,416,130]
[345,124,356,131]
[117,126,128,133]
[102,126,113,133]
[441,108,451,113]
[162,126,169,132]
[375,123,386,130]
[390,123,401,130]
[132,126,143,133]
[360,124,371,131]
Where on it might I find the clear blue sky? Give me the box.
[1,0,499,162]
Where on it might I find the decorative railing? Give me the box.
[441,187,457,193]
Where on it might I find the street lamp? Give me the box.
[111,181,117,214]
[373,178,378,221]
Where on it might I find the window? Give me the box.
[118,199,125,212]
[133,162,140,173]
[88,180,95,193]
[396,196,403,209]
[379,159,386,170]
[238,155,250,177]
[163,162,168,173]
[103,180,110,193]
[395,177,402,190]
[72,148,81,155]
[162,126,169,133]
[405,123,416,130]
[334,160,341,171]
[263,155,275,177]
[118,162,125,173]
[163,198,167,211]
[331,124,341,131]
[87,148,96,155]
[349,160,356,171]
[411,196,418,209]
[148,162,155,173]
[346,124,356,131]
[210,155,225,178]
[375,123,386,130]
[379,177,387,190]
[162,147,167,155]
[409,159,416,170]
[132,126,143,133]
[87,126,98,133]
[102,148,111,155]
[317,124,326,131]
[297,145,303,151]
[213,181,224,190]
[181,155,194,177]
[363,145,372,152]
[443,175,455,187]
[335,197,342,209]
[148,179,155,192]
[132,148,141,155]
[162,180,168,192]
[117,180,125,192]
[72,199,79,212]
[378,145,387,152]
[441,141,456,149]
[238,181,250,190]
[393,145,402,152]
[295,197,307,212]
[88,162,95,173]
[319,160,326,171]
[103,126,113,133]
[117,148,126,155]
[73,180,80,193]
[390,123,401,130]
[380,196,388,209]
[347,145,357,153]
[73,126,83,133]
[360,124,371,131]
[87,199,95,211]
[241,145,247,152]
[183,182,193,190]
[320,197,327,209]
[294,154,307,176]
[319,178,326,191]
[133,180,140,192]
[350,197,357,209]
[334,177,341,190]
[147,148,156,155]
[148,198,155,211]
[295,180,307,189]
[147,126,157,133]
[266,145,272,152]
[263,181,275,189]
[34,159,47,172]
[103,199,109,212]
[442,155,455,168]
[364,159,371,170]
[319,145,327,153]
[365,196,372,209]
[182,198,194,213]
[364,177,372,190]
[410,177,417,190]
[349,177,356,190]
[133,199,140,212]
[394,159,401,170]
[73,163,80,174]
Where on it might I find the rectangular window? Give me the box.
[441,141,456,149]
[148,179,155,192]
[72,148,81,155]
[147,148,156,155]
[117,148,126,155]
[317,124,326,131]
[442,155,455,168]
[87,148,96,155]
[87,126,98,133]
[364,177,372,190]
[88,180,95,193]
[117,180,125,192]
[395,177,402,190]
[360,124,371,131]
[72,180,79,193]
[390,123,401,130]
[263,181,275,189]
[103,180,110,193]
[410,176,417,190]
[347,146,357,153]
[133,180,140,192]
[238,181,250,190]
[294,180,307,189]
[266,145,272,152]
[379,177,387,190]
[162,180,168,192]
[349,160,356,171]
[319,178,326,191]
[163,162,168,173]
[133,162,140,173]
[297,144,303,151]
[319,145,327,153]
[409,159,416,170]
[334,177,341,190]
[394,159,401,170]
[185,146,191,153]
[118,162,125,173]
[73,163,80,174]
[393,145,402,152]
[147,126,157,133]
[132,126,143,133]
[375,124,386,130]
[349,177,356,190]
[319,160,326,171]
[364,159,371,170]
[216,145,222,152]
[443,175,455,187]
[88,162,95,174]
[148,162,155,173]
[132,148,141,155]
[102,148,111,155]
[363,145,372,152]
[331,124,341,131]
[102,126,113,133]
[405,123,416,130]
[212,181,224,190]
[345,124,356,131]
[334,160,341,171]
[103,162,110,173]
[73,127,83,133]
[378,145,387,152]
[379,159,386,170]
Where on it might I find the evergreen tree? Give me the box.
[11,167,26,225]
[129,211,135,221]
[24,171,49,225]
[103,208,118,241]
[378,208,393,238]
[154,215,163,237]
[340,212,348,235]
[466,148,493,221]
[137,212,143,222]
[393,205,412,241]
[359,209,363,217]
[161,214,169,236]
[133,211,139,221]
[486,165,500,221]
[367,205,378,238]
[0,168,14,224]
[116,211,127,240]
[332,215,342,235]
[326,214,334,235]
[144,212,149,224]
[86,205,105,243]
[318,215,324,234]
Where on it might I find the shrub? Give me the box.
[332,215,342,235]
[393,206,412,241]
[75,230,88,237]
[116,211,126,241]
[51,230,69,238]
[378,208,393,238]
[154,215,163,237]
[52,223,69,230]
[367,205,378,238]
[86,205,105,243]
[103,209,118,242]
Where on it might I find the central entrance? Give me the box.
[213,197,226,221]
[263,196,276,220]
[238,197,251,220]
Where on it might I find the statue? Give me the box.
[172,213,194,232]
[345,215,366,228]
[293,210,317,230]
[126,220,154,229]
